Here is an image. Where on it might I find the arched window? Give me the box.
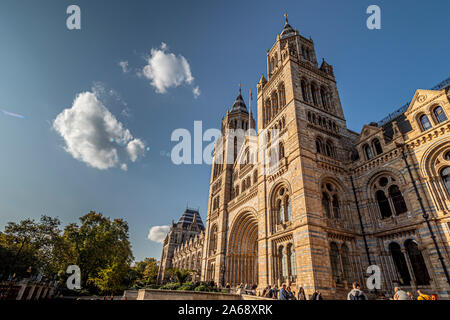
[320,88,328,109]
[322,192,331,218]
[389,242,411,286]
[340,244,352,283]
[316,138,323,154]
[311,83,318,105]
[419,114,432,131]
[376,190,392,218]
[433,106,447,123]
[265,98,271,124]
[271,91,279,115]
[253,170,258,184]
[279,83,286,107]
[373,175,408,218]
[364,144,373,160]
[329,242,341,283]
[286,196,292,221]
[373,139,383,155]
[404,240,430,285]
[322,182,341,219]
[288,244,297,279]
[441,166,450,195]
[332,195,340,218]
[280,246,288,281]
[388,185,407,215]
[279,142,285,159]
[307,111,312,122]
[301,80,308,102]
[278,199,284,224]
[325,141,333,157]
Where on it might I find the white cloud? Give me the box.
[193,86,201,99]
[148,225,170,243]
[53,91,146,170]
[119,61,129,73]
[141,43,194,94]
[126,138,146,162]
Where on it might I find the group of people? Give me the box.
[260,284,323,300]
[349,282,440,300]
[255,282,441,300]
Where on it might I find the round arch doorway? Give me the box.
[226,211,258,286]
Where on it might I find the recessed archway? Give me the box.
[226,211,258,286]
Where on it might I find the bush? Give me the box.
[159,283,179,291]
[177,281,198,291]
[194,284,210,292]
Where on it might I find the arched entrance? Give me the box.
[226,211,258,286]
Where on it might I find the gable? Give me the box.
[405,89,447,116]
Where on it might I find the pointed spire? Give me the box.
[280,12,295,39]
[230,83,248,113]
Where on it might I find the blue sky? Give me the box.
[0,0,449,261]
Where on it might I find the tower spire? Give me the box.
[284,12,288,24]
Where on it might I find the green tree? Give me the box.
[168,268,192,285]
[63,211,134,292]
[0,216,63,281]
[127,258,159,288]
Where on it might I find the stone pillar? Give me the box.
[34,286,43,300]
[26,285,36,300]
[15,283,28,300]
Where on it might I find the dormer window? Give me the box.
[372,138,383,155]
[364,144,373,160]
[434,106,447,123]
[419,114,432,131]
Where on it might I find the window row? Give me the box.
[228,119,250,130]
[316,137,337,158]
[389,240,430,286]
[267,116,287,143]
[231,170,258,199]
[274,186,292,224]
[300,79,334,112]
[418,105,447,132]
[329,242,353,284]
[362,138,383,161]
[322,183,341,219]
[307,111,339,133]
[263,83,287,126]
[373,176,408,219]
[278,243,297,282]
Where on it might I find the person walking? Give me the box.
[286,286,296,300]
[417,290,431,300]
[297,287,307,300]
[347,282,367,300]
[311,290,323,300]
[393,287,409,300]
[279,284,289,300]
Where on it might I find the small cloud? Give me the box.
[148,225,170,243]
[119,61,129,73]
[53,90,147,170]
[140,43,194,94]
[193,86,201,99]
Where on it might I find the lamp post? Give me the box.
[398,143,450,286]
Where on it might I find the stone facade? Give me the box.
[157,208,204,284]
[199,16,450,299]
[158,16,450,299]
